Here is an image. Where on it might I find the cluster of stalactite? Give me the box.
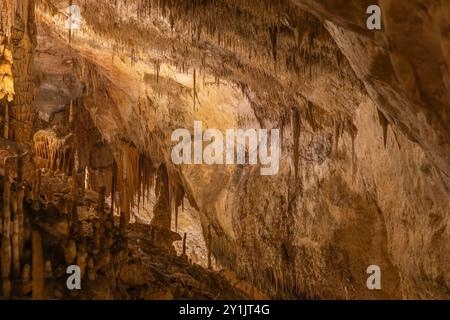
[0,2,16,139]
[33,129,75,175]
[207,213,314,299]
[38,0,345,91]
[35,0,359,167]
[111,140,155,227]
[286,98,361,191]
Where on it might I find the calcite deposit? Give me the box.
[0,0,448,300]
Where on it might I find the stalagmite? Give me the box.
[87,257,96,282]
[120,210,127,237]
[21,264,31,296]
[92,220,101,255]
[11,187,21,277]
[32,169,41,201]
[173,184,184,232]
[110,162,116,222]
[32,230,44,300]
[69,175,77,201]
[16,153,26,257]
[77,239,88,278]
[152,164,171,230]
[33,129,74,174]
[64,239,77,265]
[44,260,52,279]
[1,180,12,297]
[96,186,106,218]
[16,185,25,260]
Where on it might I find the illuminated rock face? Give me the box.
[0,0,448,300]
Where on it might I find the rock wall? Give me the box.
[29,0,450,300]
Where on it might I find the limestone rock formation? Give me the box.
[0,0,448,300]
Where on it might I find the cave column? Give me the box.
[10,0,37,143]
[1,158,12,297]
[152,165,171,230]
[31,229,44,299]
[150,164,180,253]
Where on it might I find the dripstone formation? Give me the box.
[0,0,449,300]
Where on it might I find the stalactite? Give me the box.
[174,197,179,232]
[113,140,154,218]
[69,100,74,128]
[31,230,44,300]
[207,225,212,269]
[333,116,341,156]
[351,133,356,181]
[377,109,389,148]
[304,101,319,132]
[0,1,16,43]
[68,0,73,44]
[0,4,13,97]
[119,185,130,236]
[269,24,278,65]
[193,68,196,112]
[291,107,300,181]
[155,60,161,83]
[111,161,116,219]
[3,100,9,138]
[182,232,187,256]
[346,121,358,182]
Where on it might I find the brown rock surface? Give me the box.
[0,0,448,300]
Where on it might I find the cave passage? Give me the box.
[0,0,449,301]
